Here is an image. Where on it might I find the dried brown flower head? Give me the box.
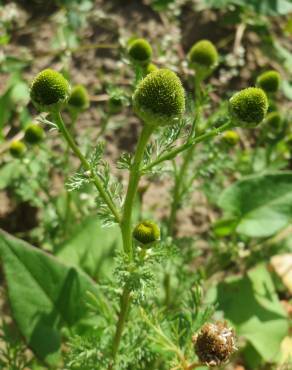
[193,321,236,367]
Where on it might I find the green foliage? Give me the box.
[200,0,292,16]
[30,69,71,111]
[0,230,99,364]
[0,161,22,190]
[229,87,268,127]
[1,3,291,368]
[133,68,185,126]
[218,172,292,237]
[56,217,121,279]
[211,264,289,364]
[0,319,33,370]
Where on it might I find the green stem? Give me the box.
[121,124,154,259]
[144,120,233,172]
[52,111,121,223]
[63,112,79,237]
[109,288,132,369]
[109,124,153,368]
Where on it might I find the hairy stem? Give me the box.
[121,124,154,259]
[110,124,153,368]
[52,110,121,223]
[109,288,132,369]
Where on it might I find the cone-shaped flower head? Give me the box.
[30,69,70,112]
[133,68,185,126]
[133,220,160,246]
[189,40,218,71]
[222,130,240,146]
[229,87,268,127]
[24,123,44,144]
[256,70,281,94]
[9,140,26,158]
[128,38,152,66]
[68,84,89,111]
[194,322,236,367]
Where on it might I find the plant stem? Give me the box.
[144,120,233,172]
[109,288,132,369]
[52,111,121,223]
[109,124,153,368]
[121,124,154,259]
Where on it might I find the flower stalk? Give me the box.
[121,124,154,259]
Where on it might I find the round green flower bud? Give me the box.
[188,40,218,71]
[128,38,152,66]
[256,70,281,94]
[133,68,185,126]
[133,220,160,246]
[30,68,70,111]
[221,130,240,146]
[144,63,158,76]
[229,87,268,127]
[68,84,89,111]
[265,111,282,129]
[24,123,44,144]
[9,140,26,158]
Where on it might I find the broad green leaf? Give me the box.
[212,264,288,362]
[56,217,121,279]
[212,217,238,237]
[0,230,99,364]
[218,172,292,237]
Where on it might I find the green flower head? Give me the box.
[30,68,70,112]
[229,87,268,127]
[9,140,26,158]
[128,38,152,66]
[188,40,218,72]
[222,130,240,146]
[68,84,90,111]
[265,111,282,128]
[256,70,281,94]
[133,220,160,247]
[24,123,44,144]
[133,68,185,126]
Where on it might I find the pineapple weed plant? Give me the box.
[1,36,290,370]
